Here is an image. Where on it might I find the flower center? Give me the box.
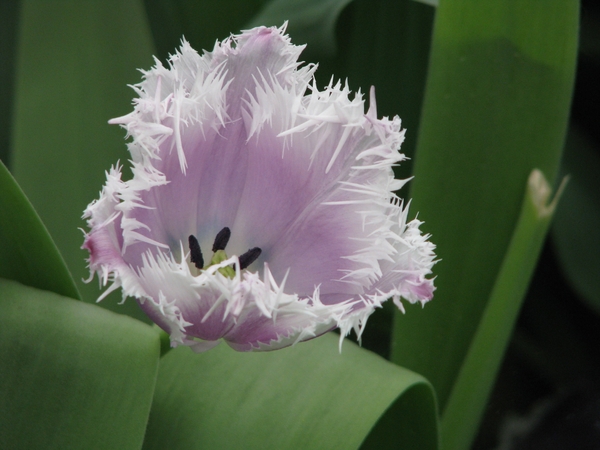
[188,227,262,278]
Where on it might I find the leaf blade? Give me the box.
[0,278,160,450]
[0,161,79,299]
[10,0,155,320]
[440,170,567,450]
[391,0,579,412]
[144,334,438,450]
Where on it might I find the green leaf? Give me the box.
[391,0,579,411]
[0,161,79,299]
[552,125,600,315]
[10,0,155,320]
[441,169,567,450]
[143,333,438,450]
[0,278,160,450]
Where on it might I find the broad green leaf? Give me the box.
[552,125,600,315]
[143,0,266,62]
[0,161,79,299]
[0,278,160,450]
[391,0,578,411]
[441,170,567,450]
[143,333,438,450]
[11,0,155,320]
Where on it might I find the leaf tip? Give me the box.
[528,169,569,218]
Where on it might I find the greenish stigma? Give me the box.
[188,228,262,279]
[209,249,236,278]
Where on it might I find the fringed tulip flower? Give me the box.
[83,24,436,352]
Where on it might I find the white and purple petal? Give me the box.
[82,24,436,352]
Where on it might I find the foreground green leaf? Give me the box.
[10,0,155,320]
[391,0,578,410]
[0,278,160,450]
[144,333,438,450]
[441,170,567,450]
[0,161,79,299]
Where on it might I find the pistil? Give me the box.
[189,228,262,278]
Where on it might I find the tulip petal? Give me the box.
[83,25,436,351]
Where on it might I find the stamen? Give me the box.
[212,227,231,252]
[239,247,262,270]
[188,235,204,269]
